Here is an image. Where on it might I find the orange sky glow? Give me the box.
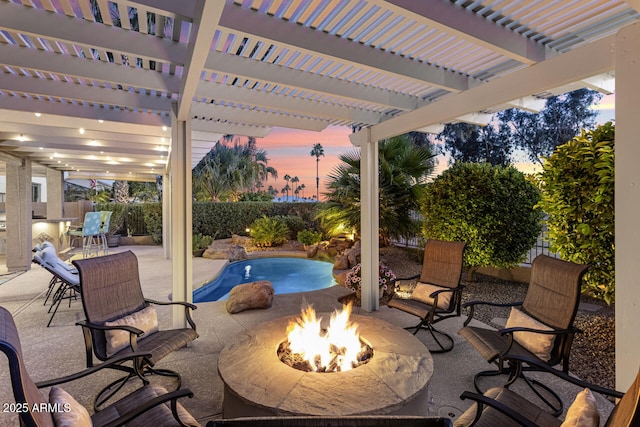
[244,94,615,200]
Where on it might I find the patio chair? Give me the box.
[458,255,589,416]
[32,243,81,327]
[98,210,112,255]
[207,416,453,426]
[387,239,466,353]
[73,250,199,410]
[454,355,638,427]
[67,211,103,258]
[0,305,200,427]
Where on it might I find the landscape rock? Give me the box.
[231,234,253,246]
[203,244,247,261]
[333,255,349,270]
[306,244,318,258]
[226,281,274,314]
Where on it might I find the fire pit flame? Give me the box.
[284,302,370,372]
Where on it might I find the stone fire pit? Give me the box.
[218,313,433,418]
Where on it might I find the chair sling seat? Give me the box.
[112,327,199,366]
[454,387,560,427]
[458,325,550,365]
[91,385,199,427]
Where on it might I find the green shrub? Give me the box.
[297,229,323,245]
[142,203,163,244]
[538,122,615,303]
[192,233,213,251]
[420,162,542,269]
[276,215,307,239]
[94,202,126,236]
[249,216,290,247]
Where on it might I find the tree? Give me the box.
[192,137,277,201]
[319,135,436,243]
[112,181,129,204]
[291,176,299,200]
[421,162,542,270]
[538,122,615,303]
[439,122,513,166]
[439,88,602,166]
[310,143,325,200]
[283,174,291,200]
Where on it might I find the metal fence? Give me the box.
[392,217,556,266]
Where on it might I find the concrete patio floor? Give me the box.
[0,246,614,425]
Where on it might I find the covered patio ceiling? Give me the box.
[0,0,636,181]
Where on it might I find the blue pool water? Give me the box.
[193,257,337,302]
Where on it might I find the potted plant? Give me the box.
[344,263,396,300]
[192,233,213,257]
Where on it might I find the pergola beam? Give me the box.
[205,51,421,111]
[218,3,470,92]
[368,34,616,142]
[382,0,549,64]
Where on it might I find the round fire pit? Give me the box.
[218,313,433,417]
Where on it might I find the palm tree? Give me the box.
[291,176,299,200]
[300,183,306,199]
[319,134,436,243]
[283,174,291,200]
[310,143,325,200]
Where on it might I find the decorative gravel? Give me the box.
[381,245,616,389]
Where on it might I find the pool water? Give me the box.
[193,257,337,302]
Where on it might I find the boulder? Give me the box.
[333,254,349,270]
[226,281,274,314]
[231,234,253,246]
[203,245,247,261]
[306,244,319,258]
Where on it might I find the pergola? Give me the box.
[0,0,638,391]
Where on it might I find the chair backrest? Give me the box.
[73,251,147,360]
[99,210,112,234]
[81,211,103,237]
[420,239,466,289]
[606,370,640,427]
[523,255,588,330]
[0,306,55,427]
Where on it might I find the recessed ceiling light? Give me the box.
[98,119,104,123]
[35,112,41,117]
[39,147,43,150]
[79,128,85,134]
[162,126,168,131]
[17,134,26,142]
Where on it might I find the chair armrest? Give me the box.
[100,388,196,427]
[35,352,153,388]
[76,319,144,336]
[459,391,540,427]
[145,298,197,311]
[462,301,522,327]
[145,299,198,330]
[396,273,420,281]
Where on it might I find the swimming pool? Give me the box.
[193,257,337,302]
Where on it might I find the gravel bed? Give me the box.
[381,245,616,389]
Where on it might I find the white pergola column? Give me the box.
[6,158,32,272]
[350,128,380,312]
[170,106,193,328]
[615,21,640,392]
[45,167,64,218]
[162,170,171,260]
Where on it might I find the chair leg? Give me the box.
[404,320,455,353]
[472,363,563,417]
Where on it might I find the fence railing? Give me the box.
[392,217,556,266]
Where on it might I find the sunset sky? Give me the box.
[252,94,615,200]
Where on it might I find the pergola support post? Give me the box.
[615,21,640,392]
[45,167,64,219]
[350,128,379,312]
[170,106,193,328]
[6,158,32,272]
